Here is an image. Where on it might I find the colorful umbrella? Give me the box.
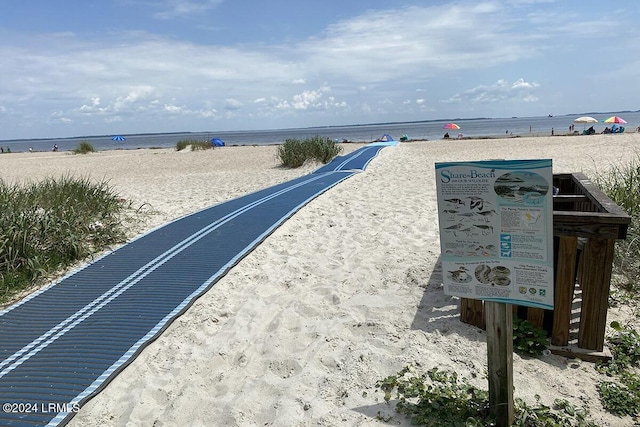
[111,135,126,141]
[603,116,627,124]
[443,123,460,130]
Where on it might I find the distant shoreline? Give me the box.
[3,110,640,145]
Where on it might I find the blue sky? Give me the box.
[1,0,639,140]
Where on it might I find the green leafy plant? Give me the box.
[375,365,596,426]
[608,321,640,368]
[597,374,640,418]
[513,318,550,357]
[595,322,640,421]
[376,365,490,426]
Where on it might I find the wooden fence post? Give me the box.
[486,301,514,427]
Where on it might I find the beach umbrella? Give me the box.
[573,116,598,131]
[603,116,627,124]
[573,116,598,124]
[443,123,460,130]
[210,138,225,147]
[112,135,126,141]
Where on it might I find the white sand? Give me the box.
[2,135,639,426]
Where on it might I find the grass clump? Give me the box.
[175,139,212,151]
[276,135,342,168]
[0,176,130,305]
[375,365,596,426]
[72,141,96,154]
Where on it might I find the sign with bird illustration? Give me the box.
[435,159,554,309]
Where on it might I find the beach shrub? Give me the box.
[307,135,343,163]
[175,139,212,151]
[375,365,597,426]
[72,141,96,154]
[277,138,308,168]
[277,136,342,168]
[0,176,130,304]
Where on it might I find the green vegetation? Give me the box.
[596,321,640,419]
[591,153,640,421]
[594,154,640,297]
[72,140,96,154]
[276,136,342,168]
[513,318,550,358]
[0,176,131,305]
[375,366,596,426]
[175,139,212,151]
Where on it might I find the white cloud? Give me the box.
[164,104,183,113]
[443,78,541,105]
[225,98,243,110]
[153,0,223,20]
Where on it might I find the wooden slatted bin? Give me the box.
[460,172,630,360]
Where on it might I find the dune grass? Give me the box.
[276,136,342,168]
[72,141,97,154]
[175,139,212,151]
[0,176,131,305]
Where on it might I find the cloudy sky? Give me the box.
[1,0,638,140]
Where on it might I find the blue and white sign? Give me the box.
[435,159,554,309]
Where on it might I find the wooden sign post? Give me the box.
[485,301,514,426]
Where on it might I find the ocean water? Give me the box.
[2,111,639,153]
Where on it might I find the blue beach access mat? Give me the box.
[0,142,394,426]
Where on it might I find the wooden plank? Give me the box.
[553,222,627,239]
[554,210,630,222]
[460,298,470,323]
[570,172,631,217]
[486,302,514,427]
[553,195,590,204]
[549,344,612,363]
[526,308,545,329]
[473,299,486,330]
[578,238,616,351]
[460,298,485,329]
[552,236,578,346]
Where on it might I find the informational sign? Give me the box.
[435,159,554,309]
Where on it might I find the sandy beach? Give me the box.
[2,134,639,426]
